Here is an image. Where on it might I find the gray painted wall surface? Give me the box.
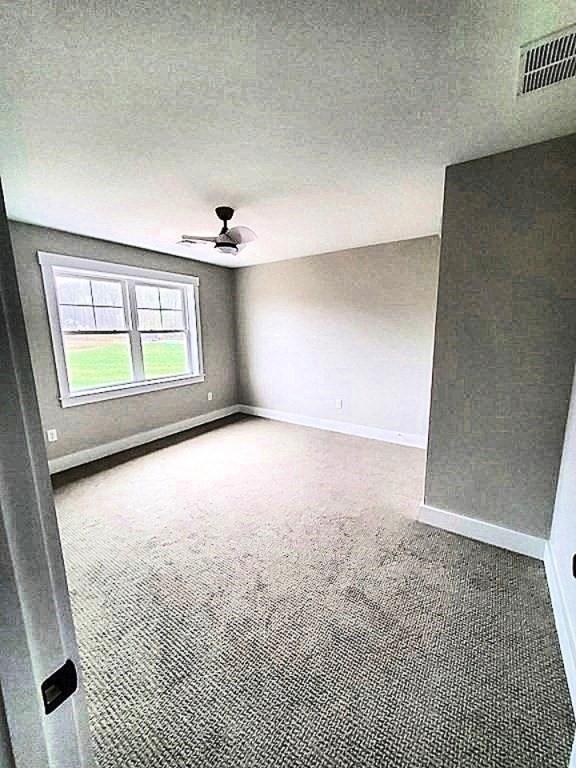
[235,236,440,441]
[9,222,237,461]
[425,135,576,538]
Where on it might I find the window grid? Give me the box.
[39,252,204,406]
[135,284,187,333]
[57,276,129,333]
[55,275,195,385]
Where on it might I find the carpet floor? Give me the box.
[54,416,574,767]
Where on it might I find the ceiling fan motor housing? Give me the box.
[215,206,234,223]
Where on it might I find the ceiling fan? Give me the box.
[179,206,257,255]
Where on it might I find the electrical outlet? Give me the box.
[335,399,343,409]
[207,391,213,401]
[46,429,58,443]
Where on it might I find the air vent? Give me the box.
[519,25,576,95]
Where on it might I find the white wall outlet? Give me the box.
[46,429,58,443]
[207,391,213,401]
[335,399,343,410]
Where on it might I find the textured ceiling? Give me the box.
[1,1,575,267]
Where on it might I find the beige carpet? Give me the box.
[54,416,573,767]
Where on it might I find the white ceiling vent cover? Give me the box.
[519,25,576,95]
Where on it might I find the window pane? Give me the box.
[137,309,162,331]
[63,334,133,391]
[142,332,189,380]
[91,279,123,307]
[161,309,185,330]
[159,287,183,310]
[56,275,92,305]
[135,284,160,309]
[94,307,126,331]
[59,305,96,331]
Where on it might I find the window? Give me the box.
[39,252,204,407]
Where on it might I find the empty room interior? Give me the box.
[1,2,576,767]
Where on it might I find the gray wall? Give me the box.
[235,236,440,442]
[425,134,576,538]
[10,222,238,461]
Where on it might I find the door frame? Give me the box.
[0,177,94,767]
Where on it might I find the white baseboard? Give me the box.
[238,405,427,449]
[418,504,547,560]
[545,544,576,716]
[48,405,241,474]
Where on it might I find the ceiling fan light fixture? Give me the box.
[215,243,238,255]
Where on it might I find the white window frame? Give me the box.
[39,251,205,408]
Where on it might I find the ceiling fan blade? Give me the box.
[226,226,257,245]
[179,235,218,245]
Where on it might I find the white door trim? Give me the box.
[0,182,94,767]
[545,543,576,711]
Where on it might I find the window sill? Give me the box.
[60,373,205,408]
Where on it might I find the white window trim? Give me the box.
[38,251,205,408]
